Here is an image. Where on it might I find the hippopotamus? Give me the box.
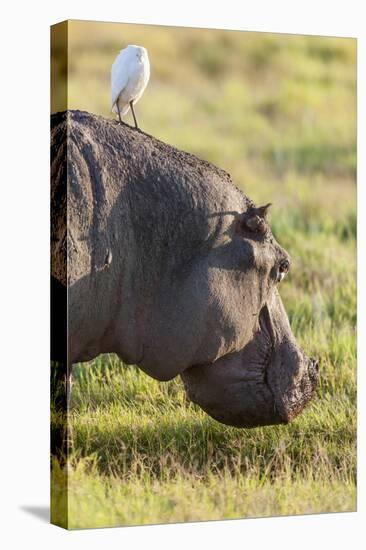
[51,110,318,428]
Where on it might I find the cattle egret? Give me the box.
[111,45,150,129]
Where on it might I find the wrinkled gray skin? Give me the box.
[51,110,318,428]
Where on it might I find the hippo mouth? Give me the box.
[258,304,319,422]
[181,301,319,428]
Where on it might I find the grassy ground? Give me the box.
[51,22,356,528]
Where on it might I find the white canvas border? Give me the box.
[0,1,363,549]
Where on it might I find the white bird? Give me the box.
[111,45,150,129]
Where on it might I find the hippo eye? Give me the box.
[277,259,290,282]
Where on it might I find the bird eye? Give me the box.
[277,259,290,282]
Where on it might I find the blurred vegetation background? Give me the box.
[51,21,356,528]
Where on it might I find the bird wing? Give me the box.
[111,48,131,108]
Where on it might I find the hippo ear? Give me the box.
[238,203,271,235]
[256,203,272,219]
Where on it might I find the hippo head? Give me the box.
[181,288,319,428]
[139,202,319,428]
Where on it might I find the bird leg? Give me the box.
[130,101,138,129]
[116,103,122,124]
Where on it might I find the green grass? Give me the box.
[51,22,356,528]
[53,461,355,529]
